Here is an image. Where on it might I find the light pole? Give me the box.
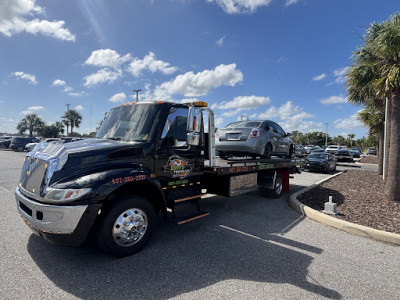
[133,89,142,102]
[325,123,328,146]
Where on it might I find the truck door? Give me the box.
[155,105,203,191]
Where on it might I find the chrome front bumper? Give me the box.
[15,187,88,234]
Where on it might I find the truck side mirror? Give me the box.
[187,107,202,133]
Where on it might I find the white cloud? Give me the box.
[215,117,224,126]
[74,105,84,111]
[84,68,122,87]
[213,95,270,110]
[333,66,350,83]
[85,49,132,70]
[154,63,243,97]
[285,0,298,6]
[0,0,75,41]
[216,36,225,47]
[250,101,322,133]
[320,95,347,105]
[206,0,272,14]
[68,92,86,97]
[52,79,66,86]
[11,71,37,84]
[128,52,177,77]
[21,105,44,115]
[312,73,326,81]
[334,111,365,130]
[109,92,127,103]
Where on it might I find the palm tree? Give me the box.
[62,109,82,135]
[347,13,400,202]
[358,102,385,174]
[347,134,355,147]
[17,114,45,137]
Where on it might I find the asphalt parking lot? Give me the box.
[1,150,399,300]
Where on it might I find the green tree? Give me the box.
[40,122,65,138]
[17,114,45,137]
[62,109,82,135]
[358,102,385,173]
[347,133,355,147]
[346,12,400,201]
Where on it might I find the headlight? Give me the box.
[44,188,91,202]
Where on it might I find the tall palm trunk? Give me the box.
[378,130,384,175]
[384,94,400,201]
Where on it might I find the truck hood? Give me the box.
[30,138,147,171]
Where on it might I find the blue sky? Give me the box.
[0,0,398,139]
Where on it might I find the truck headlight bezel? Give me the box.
[44,188,91,203]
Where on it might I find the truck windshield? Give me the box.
[97,104,163,142]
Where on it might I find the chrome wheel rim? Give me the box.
[112,208,148,247]
[275,177,283,195]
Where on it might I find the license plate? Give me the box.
[227,133,241,140]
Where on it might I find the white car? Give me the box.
[25,138,61,151]
[325,145,345,154]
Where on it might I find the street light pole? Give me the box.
[325,123,328,146]
[133,89,142,102]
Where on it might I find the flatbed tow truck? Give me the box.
[15,100,303,256]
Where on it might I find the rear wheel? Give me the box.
[262,143,273,159]
[259,174,283,198]
[97,195,156,257]
[17,146,25,152]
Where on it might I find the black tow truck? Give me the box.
[15,101,303,257]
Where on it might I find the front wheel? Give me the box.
[97,195,156,257]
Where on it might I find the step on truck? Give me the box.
[15,100,303,257]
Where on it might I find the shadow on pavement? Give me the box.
[27,192,342,299]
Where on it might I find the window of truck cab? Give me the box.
[97,103,164,142]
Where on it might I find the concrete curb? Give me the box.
[289,172,400,246]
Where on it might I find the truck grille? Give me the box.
[20,157,48,195]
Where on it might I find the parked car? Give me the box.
[25,138,61,151]
[325,145,343,154]
[295,145,307,157]
[311,148,325,153]
[215,120,293,159]
[304,152,336,173]
[9,137,39,152]
[349,148,361,158]
[0,137,12,149]
[335,148,354,162]
[366,147,377,155]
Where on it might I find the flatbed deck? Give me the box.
[205,157,304,175]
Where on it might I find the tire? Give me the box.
[286,144,294,158]
[97,195,156,257]
[17,146,24,152]
[262,143,273,159]
[259,174,283,198]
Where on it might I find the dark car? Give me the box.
[9,137,39,152]
[350,148,361,158]
[304,152,336,173]
[215,120,293,159]
[335,148,354,162]
[0,137,12,149]
[366,147,377,155]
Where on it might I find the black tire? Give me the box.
[259,174,283,198]
[97,195,156,257]
[17,146,24,152]
[262,143,273,159]
[286,144,294,158]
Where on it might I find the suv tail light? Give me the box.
[250,128,260,138]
